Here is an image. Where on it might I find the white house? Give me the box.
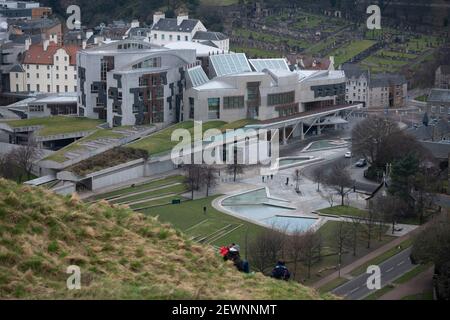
[10,37,79,93]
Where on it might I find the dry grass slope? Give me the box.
[0,179,333,300]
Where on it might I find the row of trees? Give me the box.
[0,139,40,182]
[181,162,245,199]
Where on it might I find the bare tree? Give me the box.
[248,228,286,274]
[348,216,362,256]
[288,230,305,280]
[201,165,218,197]
[326,192,335,208]
[362,205,378,249]
[311,166,324,192]
[0,152,20,181]
[9,137,41,181]
[324,160,354,206]
[293,169,301,193]
[333,222,351,277]
[182,164,201,200]
[301,231,322,279]
[227,162,245,182]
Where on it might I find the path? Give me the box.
[332,248,415,300]
[378,266,434,300]
[312,230,419,289]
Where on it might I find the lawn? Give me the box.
[140,196,267,257]
[109,183,188,205]
[330,40,377,66]
[415,94,428,102]
[92,175,185,200]
[319,205,367,218]
[128,119,256,156]
[44,128,127,163]
[231,46,282,59]
[3,116,103,136]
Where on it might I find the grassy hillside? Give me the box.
[0,179,332,299]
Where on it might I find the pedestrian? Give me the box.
[286,177,289,185]
[262,176,265,183]
[271,261,290,281]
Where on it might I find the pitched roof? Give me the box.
[341,63,369,79]
[23,43,79,65]
[369,73,406,88]
[152,18,200,32]
[193,31,228,41]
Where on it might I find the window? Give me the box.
[64,56,68,62]
[15,73,18,78]
[56,85,60,93]
[65,74,68,80]
[189,97,194,119]
[36,73,39,79]
[56,56,59,61]
[27,84,30,91]
[267,91,295,106]
[224,96,245,109]
[56,66,59,71]
[74,74,77,80]
[56,74,59,79]
[65,66,68,71]
[154,34,157,39]
[169,35,173,41]
[47,66,50,70]
[36,65,39,70]
[161,34,165,40]
[177,35,180,41]
[29,105,44,112]
[27,65,30,69]
[208,98,220,119]
[36,84,40,91]
[65,85,68,92]
[185,36,188,41]
[27,73,30,78]
[16,84,19,91]
[47,85,51,92]
[47,73,50,79]
[74,86,77,92]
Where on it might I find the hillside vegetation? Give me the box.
[0,179,332,299]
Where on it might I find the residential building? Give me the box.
[10,38,79,93]
[77,39,197,126]
[8,18,62,44]
[435,65,450,89]
[0,0,51,20]
[427,88,450,119]
[150,12,229,52]
[342,64,407,109]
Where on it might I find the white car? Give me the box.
[345,152,352,158]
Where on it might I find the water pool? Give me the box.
[221,189,317,233]
[262,216,318,232]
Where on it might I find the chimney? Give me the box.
[43,39,50,51]
[25,36,31,50]
[86,29,93,40]
[49,33,58,44]
[153,12,165,26]
[131,19,140,28]
[177,13,188,26]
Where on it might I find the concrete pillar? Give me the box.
[300,122,305,140]
[282,126,287,145]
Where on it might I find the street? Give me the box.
[332,247,415,300]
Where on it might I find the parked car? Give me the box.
[355,159,367,167]
[345,152,352,158]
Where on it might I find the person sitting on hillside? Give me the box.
[271,261,291,281]
[220,244,250,274]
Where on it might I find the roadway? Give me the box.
[332,247,415,300]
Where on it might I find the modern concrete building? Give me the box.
[9,37,79,93]
[0,0,51,20]
[183,54,347,123]
[77,39,197,126]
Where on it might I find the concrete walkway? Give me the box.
[379,266,434,300]
[312,225,424,289]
